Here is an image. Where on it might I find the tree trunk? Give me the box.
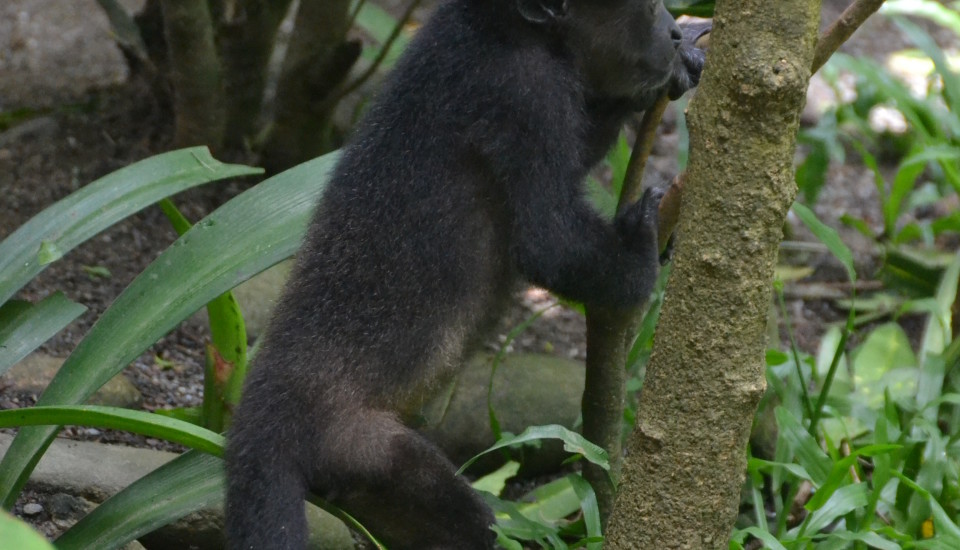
[260,0,358,173]
[160,0,226,150]
[581,306,635,521]
[605,0,821,546]
[218,0,294,150]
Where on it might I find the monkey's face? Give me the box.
[564,0,686,101]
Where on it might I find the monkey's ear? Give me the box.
[517,0,568,25]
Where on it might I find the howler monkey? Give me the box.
[226,0,707,548]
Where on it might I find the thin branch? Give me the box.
[324,0,422,109]
[619,96,671,215]
[812,0,886,74]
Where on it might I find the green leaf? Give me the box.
[472,461,520,496]
[852,323,917,408]
[796,138,830,204]
[0,406,224,456]
[36,241,63,265]
[805,444,899,511]
[664,0,715,17]
[355,3,410,68]
[800,483,868,535]
[920,252,960,359]
[457,425,609,475]
[732,527,788,550]
[891,470,960,544]
[0,153,336,508]
[883,0,960,36]
[791,202,856,282]
[153,406,203,426]
[55,451,222,550]
[747,457,814,482]
[483,493,566,548]
[158,198,248,432]
[0,147,261,305]
[881,247,945,297]
[0,293,86,375]
[893,17,960,122]
[516,476,580,522]
[886,158,924,237]
[0,510,55,549]
[775,407,831,486]
[569,475,603,550]
[816,528,902,550]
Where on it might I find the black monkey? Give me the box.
[226,1,707,548]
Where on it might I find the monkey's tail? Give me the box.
[225,421,309,549]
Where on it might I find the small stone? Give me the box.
[47,493,91,520]
[22,503,43,515]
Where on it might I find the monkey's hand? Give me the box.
[615,186,663,260]
[667,20,712,100]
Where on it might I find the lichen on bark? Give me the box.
[604,0,822,546]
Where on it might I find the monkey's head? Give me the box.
[517,0,707,109]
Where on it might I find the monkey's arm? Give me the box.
[509,175,662,309]
[489,111,661,310]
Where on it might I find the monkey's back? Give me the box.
[245,0,581,412]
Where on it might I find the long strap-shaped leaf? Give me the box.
[54,451,223,550]
[0,153,339,507]
[0,147,261,304]
[0,294,86,375]
[0,406,224,457]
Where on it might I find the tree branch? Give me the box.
[812,0,887,74]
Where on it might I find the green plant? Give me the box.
[0,510,55,550]
[0,149,344,547]
[153,198,248,432]
[734,202,960,548]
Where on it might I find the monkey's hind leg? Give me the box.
[226,423,310,550]
[315,409,496,550]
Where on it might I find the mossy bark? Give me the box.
[218,0,295,149]
[604,0,821,546]
[260,0,358,173]
[160,0,226,150]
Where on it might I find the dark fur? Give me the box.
[226,1,705,548]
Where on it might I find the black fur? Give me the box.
[226,1,705,548]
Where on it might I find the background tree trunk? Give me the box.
[160,0,226,150]
[260,0,358,173]
[605,0,821,546]
[218,0,295,150]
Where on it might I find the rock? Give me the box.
[420,352,585,475]
[21,503,43,516]
[192,260,292,340]
[0,434,354,549]
[2,353,142,408]
[46,493,92,521]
